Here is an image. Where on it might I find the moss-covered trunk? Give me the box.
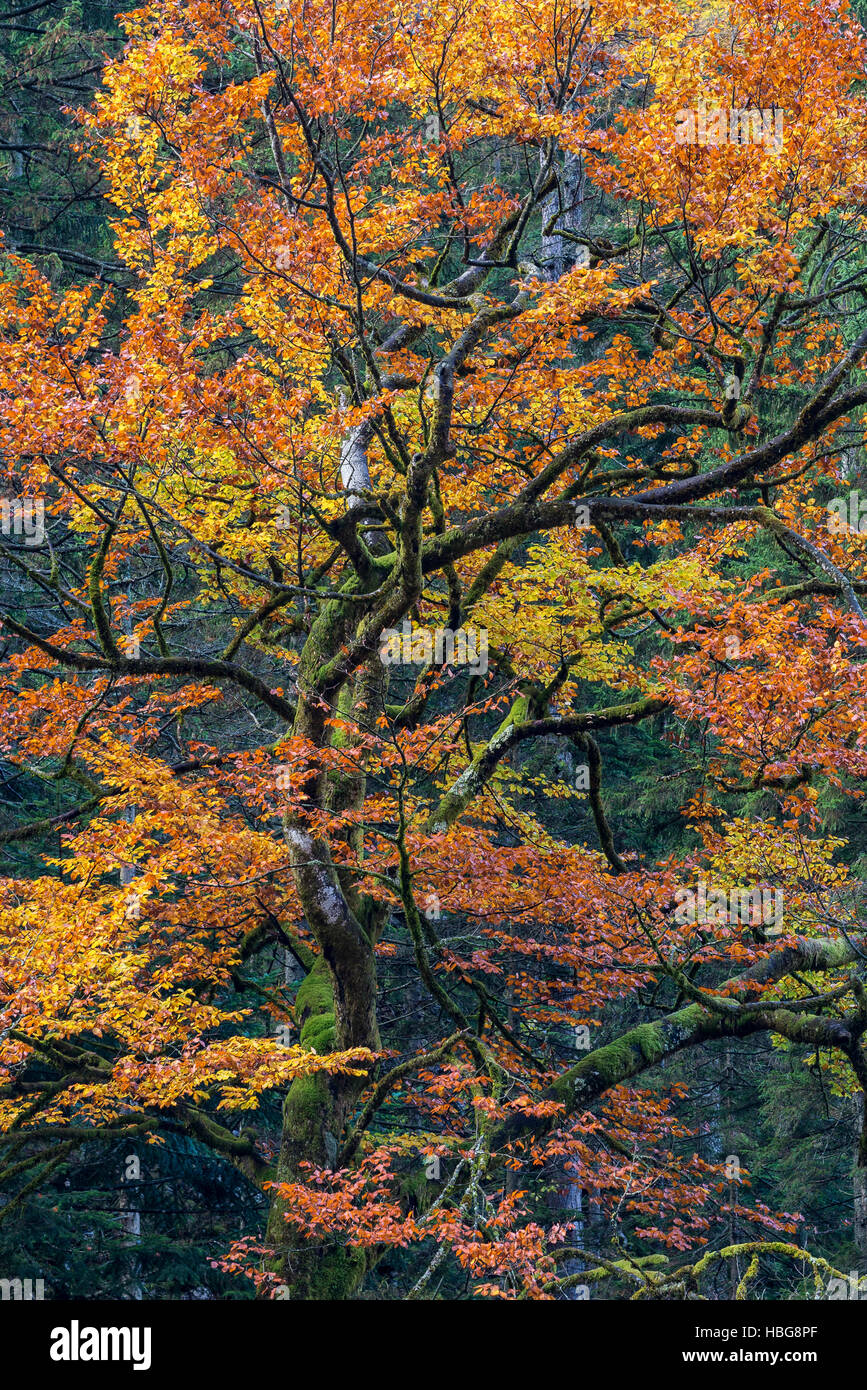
[265,655,386,1298]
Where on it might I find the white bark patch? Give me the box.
[340,424,372,508]
[285,826,347,928]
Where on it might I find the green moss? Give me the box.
[295,959,332,1015]
[396,1163,432,1212]
[556,1021,666,1101]
[631,1022,666,1065]
[582,1037,638,1086]
[302,1015,337,1051]
[296,959,337,1051]
[505,695,529,727]
[286,1072,330,1129]
[307,1243,366,1299]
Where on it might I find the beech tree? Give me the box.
[3,0,867,1299]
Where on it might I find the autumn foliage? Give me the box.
[3,0,867,1299]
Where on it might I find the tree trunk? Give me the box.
[265,656,385,1298]
[853,1095,867,1273]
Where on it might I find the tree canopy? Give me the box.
[3,0,867,1301]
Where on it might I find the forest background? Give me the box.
[2,0,867,1302]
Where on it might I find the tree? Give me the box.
[3,0,867,1299]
